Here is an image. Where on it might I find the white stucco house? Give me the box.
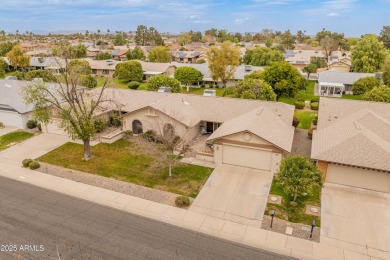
[0,80,34,129]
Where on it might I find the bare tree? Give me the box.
[22,45,116,160]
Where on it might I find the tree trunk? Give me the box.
[293,194,298,202]
[83,139,91,160]
[186,84,189,92]
[168,162,172,177]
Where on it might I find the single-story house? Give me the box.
[312,98,390,193]
[175,63,264,87]
[328,57,352,72]
[317,70,376,97]
[44,87,295,172]
[138,61,177,80]
[0,79,34,129]
[171,51,207,63]
[86,59,121,77]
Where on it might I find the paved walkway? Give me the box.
[0,157,383,260]
[190,165,272,228]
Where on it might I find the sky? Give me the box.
[0,0,388,37]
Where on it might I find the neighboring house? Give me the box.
[171,51,207,63]
[2,57,65,73]
[26,49,52,57]
[317,70,376,97]
[86,59,121,77]
[0,80,34,129]
[328,57,352,72]
[111,49,128,61]
[312,98,390,193]
[175,63,264,87]
[43,87,295,172]
[139,61,177,80]
[284,49,324,70]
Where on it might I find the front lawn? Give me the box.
[181,86,224,96]
[341,94,363,100]
[38,139,213,197]
[0,131,34,151]
[265,179,321,226]
[294,111,317,129]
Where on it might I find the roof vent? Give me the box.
[106,60,114,66]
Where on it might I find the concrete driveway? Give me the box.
[189,164,273,227]
[0,126,19,136]
[0,133,69,163]
[321,183,390,256]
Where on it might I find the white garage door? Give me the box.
[222,144,272,171]
[327,164,390,193]
[44,120,67,136]
[0,110,23,128]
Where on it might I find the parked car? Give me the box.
[157,86,172,93]
[203,89,216,97]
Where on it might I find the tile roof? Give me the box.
[312,98,390,172]
[207,107,295,152]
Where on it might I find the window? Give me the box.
[102,69,109,75]
[163,124,174,138]
[132,120,143,134]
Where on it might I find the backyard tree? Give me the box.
[95,52,113,60]
[174,66,203,92]
[378,25,390,49]
[148,46,171,63]
[0,58,8,76]
[310,57,327,69]
[126,46,145,60]
[277,156,323,202]
[225,78,277,101]
[52,44,87,58]
[382,57,390,86]
[147,74,181,93]
[22,47,114,160]
[207,41,240,87]
[363,85,390,103]
[243,47,284,66]
[280,30,296,50]
[351,34,388,73]
[302,63,317,79]
[0,41,15,56]
[320,35,338,61]
[115,60,143,82]
[6,45,29,70]
[262,61,307,100]
[352,76,381,95]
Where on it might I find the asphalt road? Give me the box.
[0,176,294,260]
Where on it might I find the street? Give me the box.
[0,176,293,260]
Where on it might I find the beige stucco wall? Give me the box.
[122,107,200,142]
[212,131,283,173]
[327,163,390,193]
[329,63,351,73]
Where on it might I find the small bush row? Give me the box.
[175,196,190,207]
[22,159,40,170]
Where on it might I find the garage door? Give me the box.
[327,164,390,193]
[0,111,23,128]
[44,120,67,136]
[222,144,272,171]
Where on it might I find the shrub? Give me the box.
[0,122,4,128]
[128,81,141,90]
[141,130,158,142]
[37,123,42,132]
[313,115,318,126]
[201,84,205,88]
[352,76,380,95]
[310,102,319,110]
[109,113,121,127]
[308,128,313,139]
[22,159,33,167]
[147,74,181,93]
[292,116,300,127]
[294,101,305,109]
[29,160,40,170]
[175,196,190,208]
[310,96,320,103]
[125,130,133,136]
[27,119,37,129]
[80,75,97,88]
[94,119,105,133]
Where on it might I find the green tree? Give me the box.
[127,46,145,60]
[135,25,148,45]
[382,58,390,86]
[280,30,296,50]
[113,33,127,46]
[310,57,327,69]
[22,52,112,160]
[147,74,181,93]
[352,76,381,95]
[80,75,97,88]
[378,26,390,49]
[302,64,317,79]
[25,69,57,82]
[206,41,240,87]
[6,45,30,70]
[174,66,203,92]
[95,52,113,60]
[68,59,92,75]
[296,30,309,43]
[179,32,192,45]
[148,46,171,63]
[351,34,388,73]
[223,78,276,101]
[243,47,284,66]
[0,41,15,56]
[0,58,8,72]
[277,156,323,202]
[262,61,307,100]
[244,70,264,80]
[115,61,143,82]
[190,31,202,42]
[52,44,86,59]
[363,85,390,103]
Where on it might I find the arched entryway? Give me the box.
[132,120,143,134]
[163,123,174,138]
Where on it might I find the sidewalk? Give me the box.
[0,158,383,260]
